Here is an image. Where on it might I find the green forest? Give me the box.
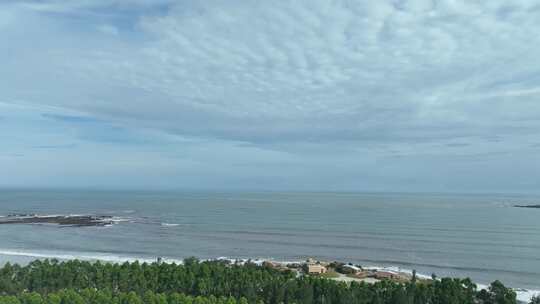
[0,259,527,304]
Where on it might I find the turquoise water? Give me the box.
[1,190,539,290]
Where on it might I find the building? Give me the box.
[307,264,327,274]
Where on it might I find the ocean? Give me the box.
[0,190,539,297]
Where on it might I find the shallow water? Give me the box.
[0,190,539,292]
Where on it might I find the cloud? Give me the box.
[0,8,16,30]
[97,24,119,35]
[31,144,77,150]
[445,143,470,148]
[41,114,102,123]
[1,0,540,191]
[15,0,174,13]
[2,0,540,146]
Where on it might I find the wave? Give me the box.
[110,216,133,223]
[218,229,540,250]
[0,249,180,264]
[516,289,540,303]
[186,234,540,268]
[161,223,181,227]
[476,283,539,303]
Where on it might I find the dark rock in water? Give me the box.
[0,214,114,227]
[514,204,540,209]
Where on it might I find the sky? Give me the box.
[1,0,540,192]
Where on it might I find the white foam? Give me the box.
[110,217,132,223]
[0,249,181,264]
[516,288,539,303]
[161,223,180,227]
[461,283,540,303]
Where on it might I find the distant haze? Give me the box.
[1,1,539,192]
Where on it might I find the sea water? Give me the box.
[0,190,539,298]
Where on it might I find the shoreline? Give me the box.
[1,250,538,303]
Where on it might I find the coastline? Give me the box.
[1,250,538,303]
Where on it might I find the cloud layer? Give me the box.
[1,0,540,191]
